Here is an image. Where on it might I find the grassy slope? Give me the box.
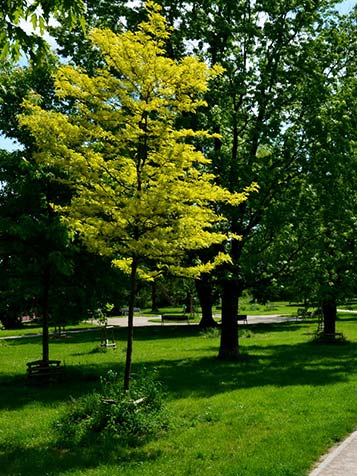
[0,312,357,476]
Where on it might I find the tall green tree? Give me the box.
[0,60,126,364]
[20,3,251,388]
[285,9,357,333]
[241,7,357,336]
[152,0,354,357]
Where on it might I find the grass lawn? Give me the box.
[1,312,357,476]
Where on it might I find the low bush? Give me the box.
[55,369,168,447]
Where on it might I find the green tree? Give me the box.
[241,12,357,337]
[151,0,353,357]
[0,61,126,364]
[20,3,250,388]
[1,0,84,61]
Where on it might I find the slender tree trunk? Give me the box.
[42,265,50,363]
[218,279,240,360]
[196,275,218,328]
[151,280,158,312]
[124,259,138,391]
[322,297,336,335]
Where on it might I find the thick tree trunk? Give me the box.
[218,279,240,360]
[322,298,336,335]
[196,275,218,328]
[124,259,137,391]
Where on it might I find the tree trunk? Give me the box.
[151,280,158,312]
[124,259,137,391]
[196,275,218,328]
[218,279,240,360]
[42,265,50,363]
[322,298,336,335]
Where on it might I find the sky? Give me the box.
[336,0,356,12]
[0,0,356,152]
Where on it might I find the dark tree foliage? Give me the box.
[0,62,127,366]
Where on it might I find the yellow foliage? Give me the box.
[19,1,254,280]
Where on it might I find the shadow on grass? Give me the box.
[135,340,357,399]
[0,363,123,411]
[1,325,203,348]
[1,321,354,405]
[3,318,312,349]
[4,337,354,408]
[0,437,162,476]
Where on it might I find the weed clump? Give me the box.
[55,369,168,447]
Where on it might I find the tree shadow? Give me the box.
[1,319,354,410]
[135,340,357,399]
[0,436,163,476]
[3,324,203,347]
[0,362,123,411]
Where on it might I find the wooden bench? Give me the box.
[161,315,190,325]
[237,314,248,324]
[26,359,62,379]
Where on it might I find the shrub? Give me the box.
[55,369,168,447]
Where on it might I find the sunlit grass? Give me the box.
[1,312,357,476]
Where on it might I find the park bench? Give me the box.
[120,307,141,315]
[26,359,62,379]
[237,314,248,324]
[161,314,190,325]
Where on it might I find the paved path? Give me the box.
[309,430,357,476]
[106,313,296,327]
[0,313,295,340]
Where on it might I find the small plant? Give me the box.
[55,369,168,447]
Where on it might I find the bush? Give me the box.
[55,369,168,447]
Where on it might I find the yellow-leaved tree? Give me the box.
[20,2,254,389]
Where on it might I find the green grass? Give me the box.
[1,312,357,475]
[236,299,307,316]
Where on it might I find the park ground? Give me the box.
[1,307,357,476]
